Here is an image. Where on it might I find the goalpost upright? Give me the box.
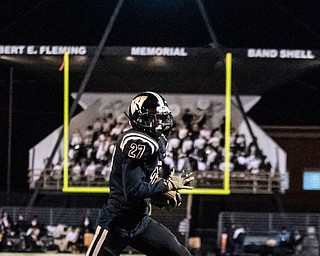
[62,52,232,195]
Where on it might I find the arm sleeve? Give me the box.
[122,158,167,201]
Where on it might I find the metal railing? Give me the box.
[218,211,320,239]
[196,171,281,194]
[28,169,282,194]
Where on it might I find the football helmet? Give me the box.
[128,91,174,138]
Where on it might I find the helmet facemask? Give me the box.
[137,107,174,137]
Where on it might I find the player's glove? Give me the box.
[165,172,194,191]
[152,191,182,211]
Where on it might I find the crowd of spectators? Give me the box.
[0,210,95,253]
[46,106,272,187]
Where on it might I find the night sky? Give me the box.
[1,0,319,48]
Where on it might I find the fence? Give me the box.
[218,211,320,255]
[0,203,188,245]
[218,212,320,236]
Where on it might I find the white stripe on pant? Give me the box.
[86,225,108,256]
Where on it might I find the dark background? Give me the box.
[1,0,320,48]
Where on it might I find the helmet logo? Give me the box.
[131,95,148,113]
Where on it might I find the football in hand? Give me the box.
[152,191,182,211]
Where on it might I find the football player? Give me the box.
[86,91,194,256]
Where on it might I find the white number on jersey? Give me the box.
[128,143,146,159]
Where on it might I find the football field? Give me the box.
[0,253,145,256]
[0,254,85,256]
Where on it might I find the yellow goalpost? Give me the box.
[62,52,232,195]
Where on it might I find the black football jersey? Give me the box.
[98,128,167,236]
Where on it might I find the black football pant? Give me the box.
[86,218,191,256]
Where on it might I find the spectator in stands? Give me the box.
[101,162,112,183]
[68,129,83,162]
[65,226,80,253]
[232,224,246,256]
[234,134,246,153]
[277,227,291,246]
[104,140,114,163]
[199,124,212,141]
[0,211,13,250]
[102,113,116,133]
[219,116,226,136]
[234,151,247,172]
[95,133,110,165]
[178,135,193,172]
[81,216,94,235]
[93,117,103,137]
[51,225,79,253]
[181,108,193,130]
[90,138,100,162]
[50,162,63,181]
[25,215,43,252]
[261,157,272,174]
[220,226,234,256]
[164,129,180,170]
[293,229,303,255]
[84,161,96,182]
[218,150,235,172]
[192,99,210,132]
[0,210,12,233]
[302,226,318,256]
[178,123,189,141]
[47,223,67,251]
[70,129,82,147]
[83,125,94,146]
[188,237,202,256]
[212,127,224,149]
[275,227,293,256]
[13,214,28,236]
[229,129,238,153]
[79,216,94,253]
[208,135,221,149]
[71,161,82,183]
[206,133,223,170]
[110,112,129,138]
[246,155,262,175]
[246,139,270,171]
[205,144,220,170]
[246,142,271,175]
[219,161,234,173]
[192,134,207,171]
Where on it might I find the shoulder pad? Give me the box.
[120,131,159,159]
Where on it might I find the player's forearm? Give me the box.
[125,179,167,201]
